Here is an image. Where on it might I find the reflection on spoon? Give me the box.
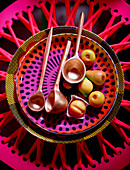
[68,68,81,80]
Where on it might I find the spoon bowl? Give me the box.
[45,89,68,114]
[62,57,86,84]
[28,90,45,112]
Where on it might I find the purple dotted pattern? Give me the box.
[16,37,117,135]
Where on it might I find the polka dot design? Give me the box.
[16,34,118,135]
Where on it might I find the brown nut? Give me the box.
[63,80,73,89]
[69,100,86,118]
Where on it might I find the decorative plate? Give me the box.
[6,27,124,143]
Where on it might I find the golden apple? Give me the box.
[89,91,105,108]
[80,49,96,66]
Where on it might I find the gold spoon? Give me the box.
[28,27,53,112]
[62,12,86,84]
[45,38,71,114]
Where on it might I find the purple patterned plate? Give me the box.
[16,33,118,136]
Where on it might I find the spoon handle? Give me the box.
[38,27,53,91]
[74,12,85,57]
[54,38,71,89]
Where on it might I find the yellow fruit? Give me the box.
[89,91,105,108]
[86,70,106,85]
[69,100,86,118]
[78,77,93,97]
[80,49,96,66]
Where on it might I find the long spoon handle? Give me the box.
[54,38,71,89]
[38,27,53,91]
[74,12,85,57]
